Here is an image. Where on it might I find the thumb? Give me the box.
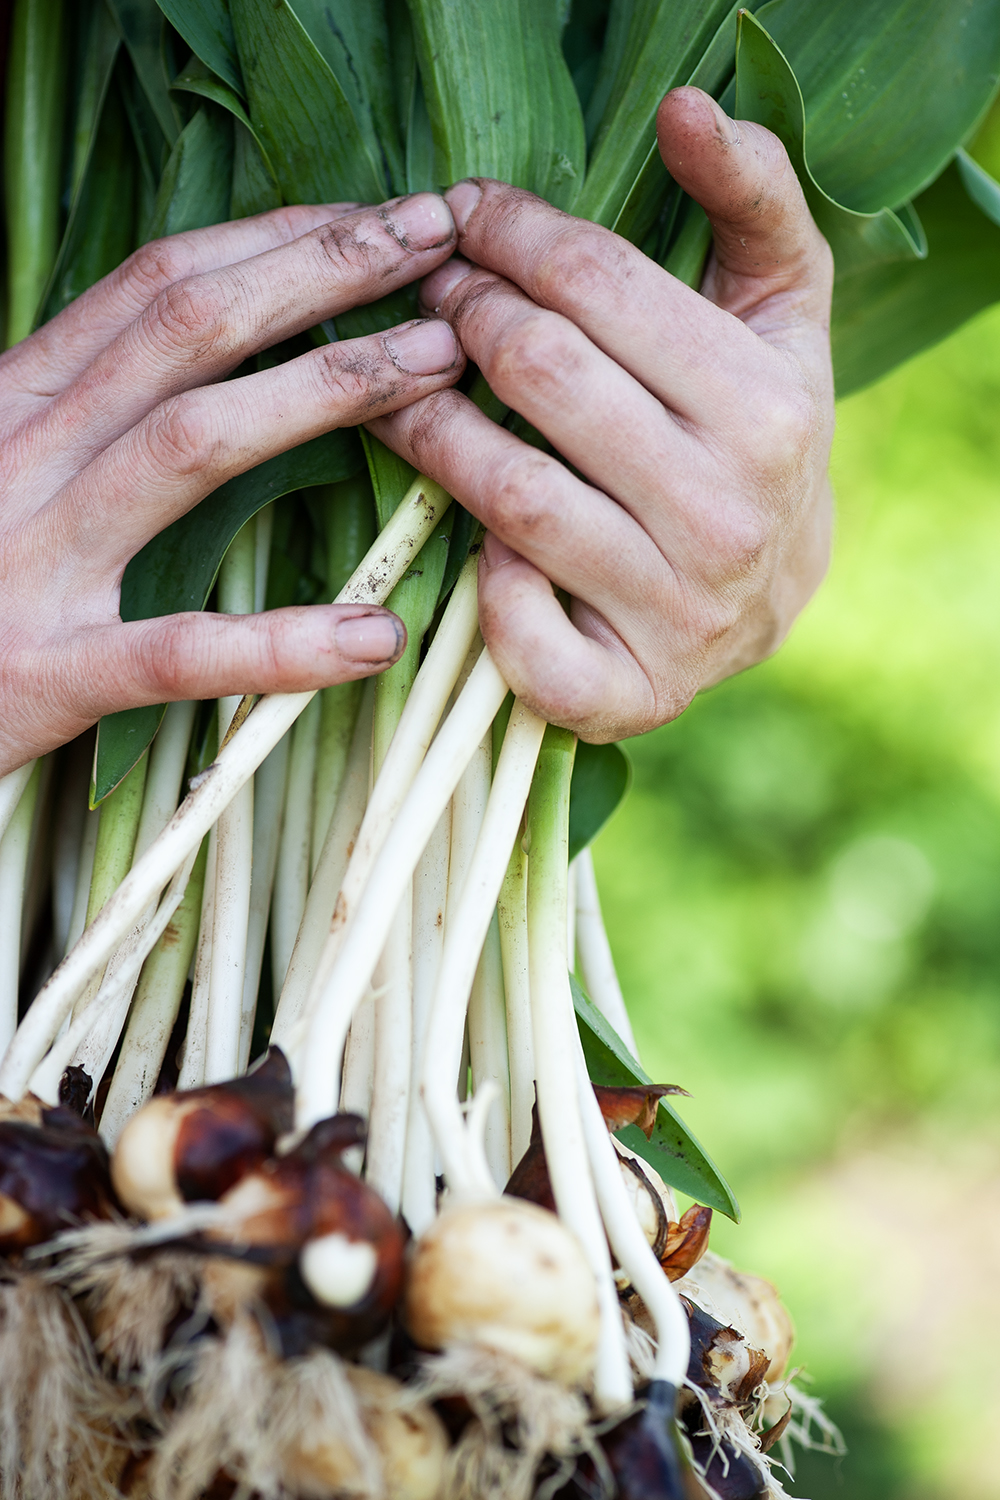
[656,86,832,341]
[77,604,406,717]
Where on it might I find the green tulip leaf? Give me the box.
[106,0,181,146]
[405,0,585,210]
[156,0,243,96]
[568,741,632,862]
[756,0,1000,216]
[144,102,234,243]
[831,157,1000,397]
[94,429,364,800]
[573,975,740,1220]
[171,60,281,212]
[735,11,925,279]
[229,0,385,206]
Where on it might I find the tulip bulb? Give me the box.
[405,1196,599,1387]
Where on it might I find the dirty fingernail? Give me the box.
[445,179,483,234]
[483,532,521,569]
[420,257,475,313]
[336,612,405,664]
[383,192,455,251]
[383,318,459,375]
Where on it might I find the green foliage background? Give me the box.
[593,304,1000,1496]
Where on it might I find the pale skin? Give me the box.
[0,89,833,775]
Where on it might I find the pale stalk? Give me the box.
[340,994,376,1118]
[467,917,511,1185]
[70,753,149,1020]
[527,727,633,1414]
[364,892,413,1213]
[20,754,53,972]
[574,846,638,1056]
[402,804,451,1235]
[311,682,362,876]
[274,685,373,1059]
[64,808,99,957]
[497,834,534,1168]
[0,477,452,1101]
[270,555,478,1049]
[176,828,217,1090]
[420,701,545,1194]
[101,837,210,1142]
[0,762,37,845]
[0,762,42,1054]
[133,701,198,861]
[566,854,578,972]
[270,693,321,994]
[296,648,509,1132]
[253,501,274,614]
[28,845,201,1105]
[238,735,290,1072]
[205,520,256,1084]
[574,1046,691,1387]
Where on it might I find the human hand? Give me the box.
[0,194,464,776]
[368,88,835,742]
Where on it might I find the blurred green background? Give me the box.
[592,303,1000,1499]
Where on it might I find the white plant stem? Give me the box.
[238,735,290,1072]
[574,1047,691,1386]
[364,888,413,1213]
[0,762,37,845]
[274,685,373,1059]
[420,701,545,1195]
[205,520,257,1084]
[133,700,198,862]
[101,838,209,1142]
[271,556,478,1052]
[28,846,200,1104]
[566,854,578,972]
[527,732,633,1415]
[402,804,451,1235]
[467,917,511,1186]
[0,762,42,1056]
[177,828,217,1090]
[340,993,376,1119]
[575,846,638,1056]
[64,807,100,958]
[270,692,321,995]
[0,476,451,1101]
[296,648,509,1132]
[253,501,274,614]
[497,835,534,1169]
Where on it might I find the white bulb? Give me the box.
[300,1232,378,1308]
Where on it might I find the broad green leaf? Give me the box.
[579,0,739,230]
[757,0,1000,215]
[170,60,281,213]
[957,147,1000,227]
[573,975,740,1219]
[144,102,234,242]
[120,43,172,207]
[286,0,403,195]
[735,12,925,279]
[831,158,1000,397]
[67,0,122,200]
[568,741,632,861]
[406,0,585,210]
[95,430,364,799]
[155,0,242,96]
[39,75,138,322]
[230,0,384,206]
[106,0,181,146]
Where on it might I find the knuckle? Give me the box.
[142,395,217,476]
[312,219,381,279]
[398,387,466,460]
[532,224,621,310]
[312,345,387,412]
[487,449,567,538]
[147,275,232,357]
[487,309,579,404]
[136,616,193,699]
[747,384,817,473]
[119,238,189,304]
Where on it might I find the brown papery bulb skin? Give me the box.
[405,1197,599,1388]
[111,1047,294,1220]
[204,1115,406,1354]
[675,1252,794,1385]
[0,1107,119,1252]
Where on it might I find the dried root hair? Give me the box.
[149,1314,381,1500]
[0,1271,131,1500]
[48,1220,206,1379]
[763,1377,845,1480]
[683,1379,797,1500]
[412,1344,604,1500]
